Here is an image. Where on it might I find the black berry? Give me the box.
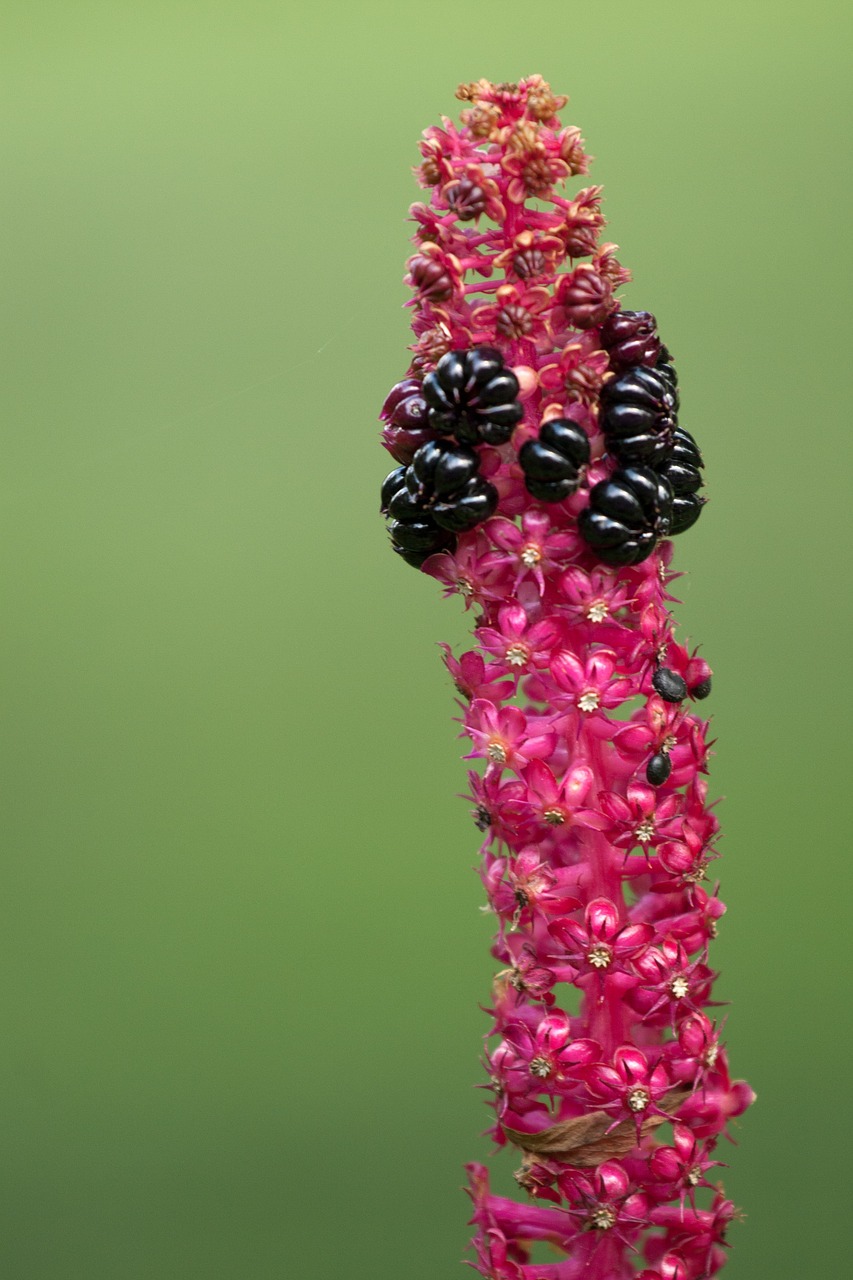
[600,366,679,466]
[579,466,673,566]
[519,418,591,503]
[422,347,524,446]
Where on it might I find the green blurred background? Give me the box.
[2,2,850,1276]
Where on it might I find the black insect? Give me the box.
[652,667,688,703]
[691,676,713,700]
[658,426,705,535]
[518,418,591,503]
[599,366,679,466]
[422,347,524,446]
[579,466,673,566]
[599,309,661,371]
[646,751,672,787]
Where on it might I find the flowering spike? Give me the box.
[375,76,753,1280]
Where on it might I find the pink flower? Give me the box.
[464,700,557,774]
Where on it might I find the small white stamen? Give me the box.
[635,818,655,843]
[670,976,689,999]
[586,599,608,623]
[520,544,542,567]
[505,642,529,668]
[487,741,508,764]
[529,1056,551,1078]
[627,1087,650,1112]
[578,690,600,712]
[587,944,612,969]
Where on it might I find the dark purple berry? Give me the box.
[579,466,673,566]
[422,346,523,446]
[599,309,661,370]
[600,366,679,466]
[646,751,672,786]
[519,418,590,503]
[652,667,688,703]
[444,176,487,221]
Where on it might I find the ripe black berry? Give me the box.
[658,426,705,535]
[692,676,712,700]
[656,344,679,397]
[579,466,673,566]
[600,366,679,466]
[381,465,456,568]
[646,751,672,786]
[422,347,524,446]
[519,418,591,502]
[652,667,688,703]
[405,439,498,532]
[599,309,661,370]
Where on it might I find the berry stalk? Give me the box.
[377,77,753,1280]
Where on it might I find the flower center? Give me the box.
[627,1086,650,1112]
[588,1205,616,1231]
[520,543,542,567]
[705,1044,719,1068]
[670,975,690,999]
[586,599,608,623]
[487,740,508,764]
[529,1056,552,1078]
[456,576,474,598]
[635,818,655,843]
[686,1166,702,1187]
[587,943,612,969]
[543,807,565,826]
[505,642,530,667]
[578,689,600,712]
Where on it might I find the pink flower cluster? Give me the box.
[378,77,753,1279]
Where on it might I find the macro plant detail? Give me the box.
[377,76,753,1280]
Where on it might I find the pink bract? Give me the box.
[378,76,752,1279]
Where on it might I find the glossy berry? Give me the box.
[380,377,435,464]
[652,667,688,703]
[381,465,456,568]
[646,751,672,786]
[408,440,499,532]
[692,675,713,700]
[579,466,673,566]
[599,309,661,370]
[422,347,524,445]
[600,366,679,466]
[518,418,591,502]
[656,343,679,395]
[658,426,705,535]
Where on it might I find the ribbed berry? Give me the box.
[599,366,679,466]
[518,417,590,502]
[380,465,456,567]
[658,426,705,534]
[422,347,524,445]
[380,377,435,464]
[579,465,673,565]
[406,439,499,532]
[599,309,662,370]
[444,176,487,221]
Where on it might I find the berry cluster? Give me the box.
[376,77,752,1280]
